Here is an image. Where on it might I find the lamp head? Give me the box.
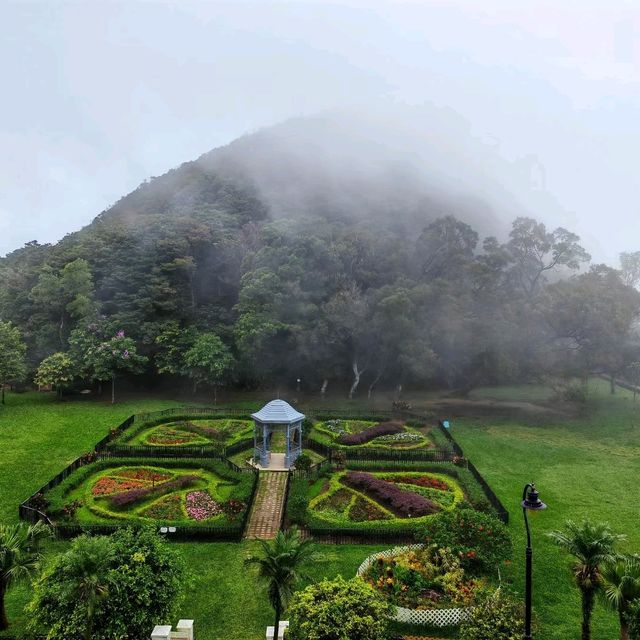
[522,483,547,511]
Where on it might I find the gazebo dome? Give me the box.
[251,399,305,424]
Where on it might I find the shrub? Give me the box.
[287,478,309,524]
[459,588,524,640]
[415,509,511,575]
[626,598,640,639]
[338,422,404,446]
[343,471,440,518]
[287,576,392,640]
[293,453,313,472]
[28,527,187,640]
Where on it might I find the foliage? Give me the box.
[459,588,525,640]
[343,471,439,517]
[287,575,392,640]
[28,527,187,640]
[0,521,51,631]
[34,352,76,397]
[626,598,640,640]
[0,321,27,403]
[245,527,317,637]
[184,333,234,398]
[416,509,511,575]
[293,453,313,472]
[601,555,640,640]
[338,422,405,446]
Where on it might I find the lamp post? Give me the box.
[521,483,547,639]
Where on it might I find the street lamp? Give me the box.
[521,483,547,639]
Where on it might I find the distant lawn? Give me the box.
[2,381,639,639]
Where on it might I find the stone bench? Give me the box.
[266,620,289,640]
[151,619,194,640]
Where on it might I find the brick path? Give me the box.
[244,471,288,540]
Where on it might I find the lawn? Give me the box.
[1,381,639,639]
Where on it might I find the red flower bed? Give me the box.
[92,476,146,496]
[338,422,405,446]
[386,475,451,492]
[114,469,172,483]
[342,471,440,518]
[108,474,200,509]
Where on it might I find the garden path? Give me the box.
[244,471,288,539]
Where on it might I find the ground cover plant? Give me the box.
[311,418,435,452]
[42,459,253,526]
[118,416,253,449]
[299,469,465,531]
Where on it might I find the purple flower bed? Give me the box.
[338,422,405,446]
[108,474,200,509]
[186,491,223,521]
[342,471,440,517]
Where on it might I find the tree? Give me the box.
[0,321,27,405]
[287,575,391,640]
[28,528,186,640]
[601,556,640,640]
[69,326,147,403]
[548,520,624,640]
[152,321,197,377]
[34,352,76,398]
[621,252,640,289]
[184,333,234,402]
[0,521,51,631]
[245,527,317,638]
[459,588,524,640]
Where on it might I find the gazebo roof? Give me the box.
[251,399,305,424]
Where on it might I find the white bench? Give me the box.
[266,620,289,640]
[151,619,194,640]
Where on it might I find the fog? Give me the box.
[2,1,639,263]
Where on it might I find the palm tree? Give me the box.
[58,535,115,640]
[548,520,624,640]
[245,527,317,640]
[601,555,640,640]
[0,521,51,631]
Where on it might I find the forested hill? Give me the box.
[1,115,639,397]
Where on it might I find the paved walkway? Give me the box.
[250,452,289,471]
[244,472,289,540]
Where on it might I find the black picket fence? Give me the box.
[305,525,418,545]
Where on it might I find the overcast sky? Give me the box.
[1,0,639,263]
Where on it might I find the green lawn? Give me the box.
[1,382,639,639]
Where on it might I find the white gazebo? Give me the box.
[252,400,304,469]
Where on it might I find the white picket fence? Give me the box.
[356,544,472,627]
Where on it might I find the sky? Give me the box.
[1,0,639,263]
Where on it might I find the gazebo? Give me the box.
[252,399,305,469]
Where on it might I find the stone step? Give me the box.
[244,471,289,540]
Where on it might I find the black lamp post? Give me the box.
[521,483,547,639]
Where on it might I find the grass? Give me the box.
[2,381,639,639]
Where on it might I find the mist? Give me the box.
[2,1,639,263]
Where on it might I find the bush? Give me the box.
[287,576,392,640]
[287,478,309,524]
[627,598,640,640]
[343,471,440,517]
[338,422,404,446]
[459,589,524,640]
[415,509,511,575]
[293,453,313,472]
[28,527,187,640]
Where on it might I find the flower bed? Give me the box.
[42,459,254,528]
[338,422,405,446]
[304,470,464,530]
[357,544,479,627]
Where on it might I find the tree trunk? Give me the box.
[213,385,217,405]
[111,375,115,405]
[580,587,595,640]
[57,386,62,400]
[396,383,403,399]
[348,359,364,399]
[367,370,383,400]
[272,602,281,640]
[320,379,328,398]
[0,581,8,631]
[620,609,629,640]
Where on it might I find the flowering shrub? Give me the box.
[61,500,83,519]
[221,499,246,521]
[459,589,524,640]
[386,475,451,492]
[343,471,440,518]
[109,475,200,509]
[114,469,172,482]
[363,545,481,609]
[185,491,222,520]
[322,419,347,436]
[140,494,184,520]
[415,509,512,575]
[375,432,423,443]
[339,422,405,446]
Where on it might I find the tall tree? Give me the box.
[548,520,624,640]
[0,521,51,631]
[0,321,27,405]
[245,528,317,639]
[184,333,234,402]
[620,252,640,289]
[34,352,76,399]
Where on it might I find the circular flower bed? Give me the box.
[357,544,481,627]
